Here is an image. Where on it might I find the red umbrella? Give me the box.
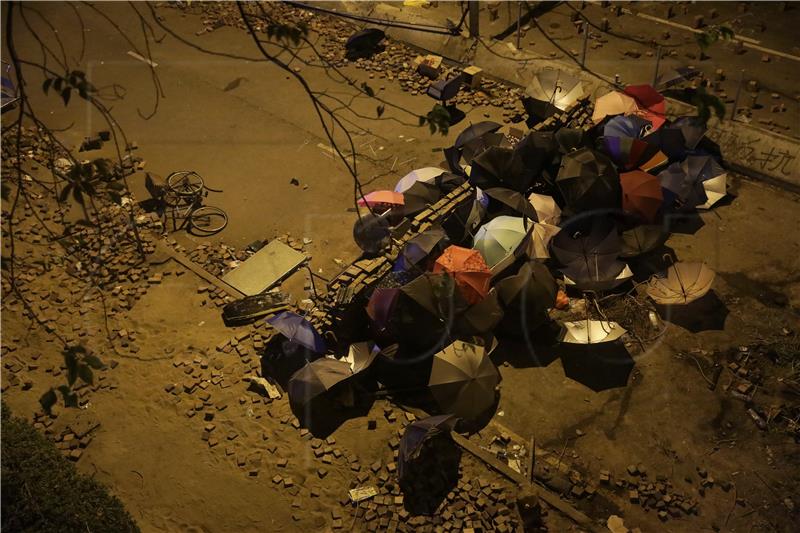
[432,245,491,305]
[625,84,666,132]
[620,170,663,223]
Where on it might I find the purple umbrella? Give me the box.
[267,311,326,353]
[603,115,651,139]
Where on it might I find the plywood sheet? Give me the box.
[222,240,305,296]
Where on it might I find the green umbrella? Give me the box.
[473,215,532,271]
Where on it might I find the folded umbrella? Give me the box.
[429,340,499,419]
[495,261,558,336]
[528,193,561,225]
[394,167,446,193]
[556,148,621,213]
[473,215,532,271]
[592,91,637,123]
[267,311,326,353]
[357,190,404,207]
[484,188,539,220]
[526,69,584,111]
[433,245,492,305]
[620,170,664,223]
[646,261,715,304]
[625,84,667,131]
[559,319,634,392]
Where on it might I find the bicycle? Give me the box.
[162,171,228,236]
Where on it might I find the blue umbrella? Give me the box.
[603,115,651,140]
[267,311,326,353]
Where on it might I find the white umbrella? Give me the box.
[527,70,584,111]
[592,91,638,124]
[394,167,446,193]
[561,319,627,344]
[527,193,561,225]
[528,222,561,259]
[473,215,532,273]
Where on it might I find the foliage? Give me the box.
[695,25,735,53]
[691,86,726,126]
[39,346,104,415]
[419,104,452,135]
[1,402,139,533]
[59,159,125,209]
[265,21,309,45]
[42,70,96,106]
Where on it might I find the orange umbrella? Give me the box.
[625,84,667,132]
[620,170,663,223]
[357,190,404,207]
[432,245,491,305]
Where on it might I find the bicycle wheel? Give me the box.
[166,171,204,198]
[188,205,228,236]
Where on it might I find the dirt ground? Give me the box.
[2,3,800,533]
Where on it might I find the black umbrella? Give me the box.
[559,319,634,392]
[556,148,621,213]
[441,190,486,245]
[434,171,467,194]
[287,358,354,412]
[353,212,391,254]
[398,414,457,481]
[521,96,560,123]
[394,226,450,272]
[470,146,537,192]
[484,188,539,220]
[403,180,442,216]
[620,225,668,258]
[455,288,504,336]
[495,261,558,337]
[454,121,502,150]
[345,28,385,59]
[550,216,621,267]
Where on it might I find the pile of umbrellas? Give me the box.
[272,81,727,437]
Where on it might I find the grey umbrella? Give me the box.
[287,358,354,411]
[429,340,499,419]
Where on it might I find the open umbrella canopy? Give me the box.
[469,145,536,192]
[669,116,707,150]
[441,191,487,244]
[495,261,558,336]
[620,170,664,223]
[287,358,353,411]
[528,222,561,259]
[353,212,392,254]
[433,246,492,305]
[603,115,652,139]
[484,188,539,220]
[601,136,667,172]
[402,180,442,216]
[394,167,446,193]
[658,155,727,210]
[429,340,499,419]
[562,260,632,292]
[646,261,715,304]
[528,193,561,225]
[454,121,502,150]
[592,91,638,123]
[620,224,668,258]
[559,320,634,392]
[398,414,457,481]
[456,288,504,336]
[366,287,401,334]
[460,132,510,165]
[357,190,404,207]
[556,148,621,213]
[642,127,687,161]
[342,342,381,374]
[654,66,698,89]
[550,215,621,268]
[394,227,449,272]
[267,311,326,353]
[526,69,584,111]
[625,84,667,131]
[473,215,532,271]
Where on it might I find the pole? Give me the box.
[732,69,744,122]
[468,0,480,38]
[652,45,662,86]
[581,21,589,67]
[516,1,522,49]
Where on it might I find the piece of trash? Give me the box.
[246,376,282,400]
[333,258,344,266]
[302,238,312,245]
[349,486,378,503]
[126,50,158,68]
[607,515,629,533]
[648,311,660,328]
[497,410,504,417]
[289,178,300,186]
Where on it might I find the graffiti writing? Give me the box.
[710,128,797,177]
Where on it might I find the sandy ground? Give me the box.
[2,3,800,533]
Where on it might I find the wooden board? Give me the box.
[221,240,305,296]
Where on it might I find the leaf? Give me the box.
[418,115,427,126]
[53,77,64,92]
[43,78,53,94]
[72,187,84,206]
[361,82,375,98]
[61,87,72,106]
[79,86,88,100]
[84,354,104,369]
[59,184,72,203]
[65,349,79,386]
[63,391,79,408]
[39,389,57,413]
[77,363,94,385]
[376,105,385,118]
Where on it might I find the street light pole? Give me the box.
[468,0,480,38]
[581,21,589,67]
[516,1,522,50]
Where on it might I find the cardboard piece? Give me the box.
[222,240,305,296]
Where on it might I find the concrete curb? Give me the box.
[333,1,800,191]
